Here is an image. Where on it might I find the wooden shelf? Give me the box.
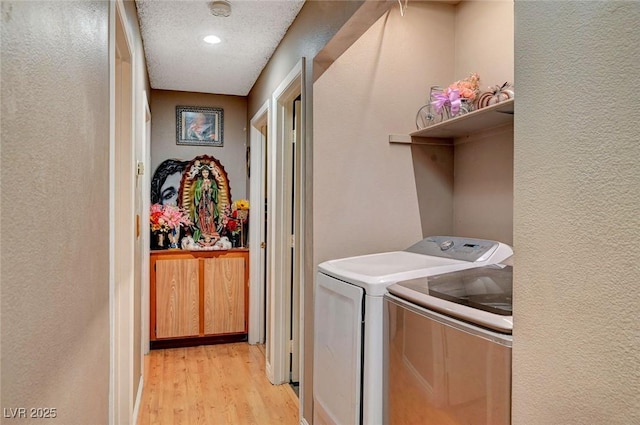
[410,99,514,139]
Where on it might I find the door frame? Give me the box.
[248,99,269,346]
[266,59,306,389]
[110,1,136,424]
[141,89,152,357]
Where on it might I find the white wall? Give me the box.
[513,2,640,424]
[1,2,111,423]
[150,90,248,200]
[314,2,456,264]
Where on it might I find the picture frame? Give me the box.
[176,106,224,146]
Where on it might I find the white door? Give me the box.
[313,273,364,425]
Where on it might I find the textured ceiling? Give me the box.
[136,0,305,96]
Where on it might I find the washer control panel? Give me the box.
[405,236,502,263]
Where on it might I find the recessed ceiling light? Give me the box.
[203,35,221,44]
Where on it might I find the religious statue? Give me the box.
[192,166,219,243]
[179,156,231,247]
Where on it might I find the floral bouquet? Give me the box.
[150,203,192,232]
[232,199,250,222]
[150,204,192,249]
[431,72,481,117]
[226,218,239,235]
[448,72,480,101]
[218,204,239,236]
[217,199,250,247]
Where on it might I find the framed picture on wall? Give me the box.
[176,106,224,146]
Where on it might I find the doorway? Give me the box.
[140,91,152,354]
[264,60,305,397]
[112,2,139,424]
[288,94,302,390]
[249,100,269,349]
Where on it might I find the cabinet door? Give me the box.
[203,257,245,334]
[155,258,200,338]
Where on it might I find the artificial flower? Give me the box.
[226,219,238,233]
[150,203,192,232]
[216,204,241,236]
[233,199,250,211]
[448,72,480,100]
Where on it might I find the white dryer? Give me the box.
[313,236,513,425]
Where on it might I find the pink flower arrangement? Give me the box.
[447,72,480,101]
[150,203,192,232]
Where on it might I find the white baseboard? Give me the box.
[300,417,310,425]
[266,361,275,384]
[132,375,144,425]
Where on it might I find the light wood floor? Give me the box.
[137,343,299,425]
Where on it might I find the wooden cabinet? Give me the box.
[150,249,249,349]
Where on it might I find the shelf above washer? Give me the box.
[411,99,514,139]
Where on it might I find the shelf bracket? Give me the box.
[388,134,412,144]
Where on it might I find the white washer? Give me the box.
[312,236,513,425]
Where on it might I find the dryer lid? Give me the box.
[388,264,514,332]
[392,264,513,314]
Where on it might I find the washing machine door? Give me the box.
[314,272,364,425]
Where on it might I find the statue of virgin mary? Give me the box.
[191,165,220,243]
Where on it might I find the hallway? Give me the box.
[137,343,299,425]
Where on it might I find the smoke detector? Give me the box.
[208,1,231,17]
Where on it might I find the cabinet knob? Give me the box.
[260,242,266,249]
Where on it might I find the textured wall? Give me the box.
[150,90,248,200]
[513,2,640,424]
[1,1,111,424]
